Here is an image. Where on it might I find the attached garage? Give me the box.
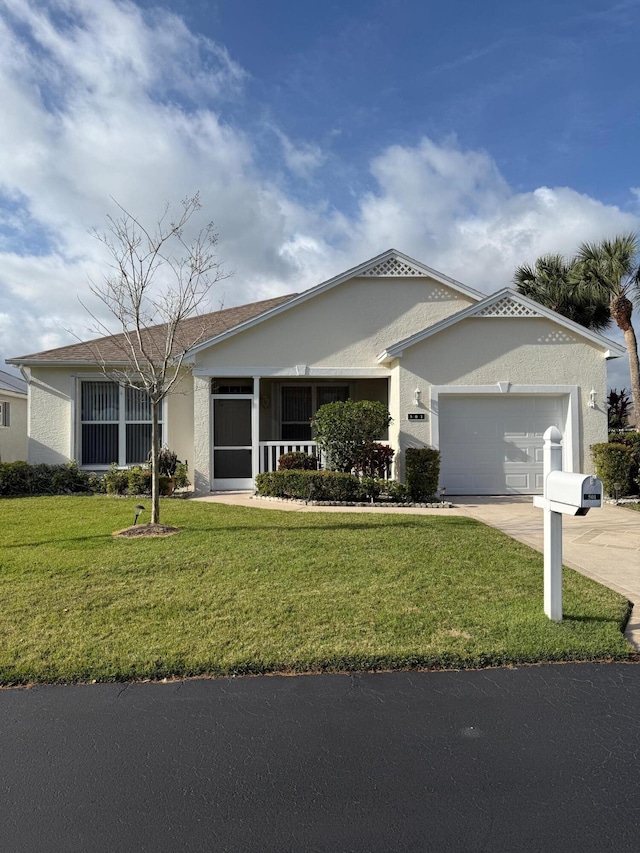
[437,394,567,495]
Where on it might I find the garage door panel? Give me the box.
[438,395,565,495]
[505,473,530,490]
[504,443,533,463]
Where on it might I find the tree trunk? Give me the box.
[623,326,640,433]
[151,400,160,523]
[611,295,640,433]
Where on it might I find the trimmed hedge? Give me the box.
[608,431,640,493]
[256,470,367,501]
[592,442,633,496]
[405,447,440,501]
[0,461,93,497]
[256,472,418,503]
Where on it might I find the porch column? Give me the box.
[192,374,211,494]
[252,375,260,483]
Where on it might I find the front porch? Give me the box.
[201,375,391,491]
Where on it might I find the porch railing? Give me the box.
[259,441,318,473]
[258,440,393,478]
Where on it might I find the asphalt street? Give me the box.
[1,664,639,852]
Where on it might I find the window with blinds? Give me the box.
[0,401,9,427]
[80,381,162,467]
[281,384,349,440]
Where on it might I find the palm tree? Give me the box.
[514,253,611,332]
[574,234,640,427]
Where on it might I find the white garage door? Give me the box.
[438,396,566,495]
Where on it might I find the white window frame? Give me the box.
[77,379,164,469]
[278,382,351,440]
[0,401,8,428]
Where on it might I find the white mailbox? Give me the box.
[534,426,604,622]
[544,471,603,516]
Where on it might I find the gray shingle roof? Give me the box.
[0,368,27,394]
[8,294,296,365]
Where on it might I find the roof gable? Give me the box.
[377,288,627,362]
[183,249,484,361]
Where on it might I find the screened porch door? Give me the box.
[211,397,254,490]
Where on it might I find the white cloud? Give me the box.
[273,128,325,180]
[0,0,638,394]
[336,140,639,293]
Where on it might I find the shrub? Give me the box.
[50,461,92,494]
[360,476,382,501]
[312,400,392,472]
[174,462,191,489]
[0,461,35,496]
[103,463,129,495]
[353,442,395,478]
[382,480,409,502]
[607,388,632,430]
[256,470,366,501]
[278,452,319,470]
[0,461,92,496]
[592,442,633,496]
[154,446,179,478]
[608,431,640,494]
[405,447,440,501]
[127,466,152,495]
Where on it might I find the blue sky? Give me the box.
[1,0,639,388]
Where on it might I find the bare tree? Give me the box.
[86,193,229,524]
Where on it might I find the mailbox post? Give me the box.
[533,426,603,621]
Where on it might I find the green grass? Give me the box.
[0,496,633,684]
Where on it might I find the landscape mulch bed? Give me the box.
[113,522,180,538]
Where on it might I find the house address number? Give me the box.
[407,413,426,420]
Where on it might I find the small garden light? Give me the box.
[134,504,145,525]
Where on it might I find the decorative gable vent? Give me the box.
[476,296,542,318]
[362,257,424,277]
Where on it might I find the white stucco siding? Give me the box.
[194,277,475,371]
[397,317,609,475]
[400,317,607,480]
[28,367,74,464]
[0,393,27,462]
[165,371,194,468]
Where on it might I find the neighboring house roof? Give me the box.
[0,368,27,395]
[183,248,485,361]
[6,294,297,366]
[376,289,627,363]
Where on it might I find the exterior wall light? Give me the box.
[588,388,596,409]
[413,387,422,406]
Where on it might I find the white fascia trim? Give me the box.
[184,249,485,363]
[378,287,627,362]
[7,359,132,367]
[191,366,391,378]
[429,384,579,473]
[0,388,27,399]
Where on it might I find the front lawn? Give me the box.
[0,496,633,684]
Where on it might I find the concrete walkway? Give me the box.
[195,492,640,650]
